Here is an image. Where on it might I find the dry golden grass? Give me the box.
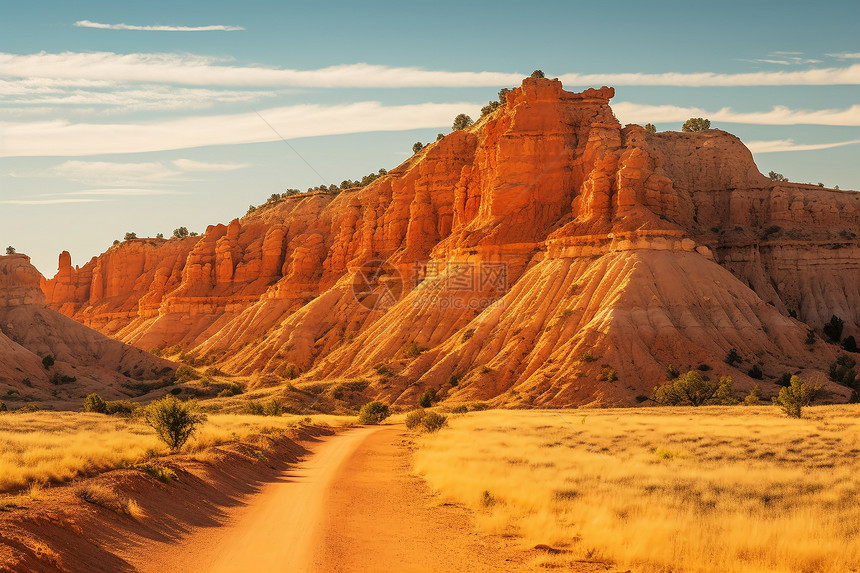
[0,411,352,493]
[413,405,860,573]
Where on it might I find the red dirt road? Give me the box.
[137,425,527,573]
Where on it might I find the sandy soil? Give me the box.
[133,425,531,573]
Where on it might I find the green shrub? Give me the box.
[357,401,390,425]
[373,363,395,377]
[143,396,207,451]
[744,384,762,406]
[175,365,200,383]
[217,383,243,397]
[773,375,820,418]
[452,113,473,131]
[644,123,657,133]
[412,142,424,153]
[421,412,448,433]
[725,348,742,366]
[136,463,177,483]
[682,117,710,132]
[598,368,618,382]
[418,388,437,408]
[405,409,426,429]
[263,399,282,417]
[461,328,475,342]
[578,350,596,363]
[652,371,735,406]
[448,372,461,387]
[105,400,137,415]
[829,355,857,388]
[823,315,844,343]
[768,171,788,182]
[404,341,427,358]
[747,365,764,380]
[450,405,468,414]
[842,336,858,353]
[42,355,55,369]
[530,69,545,78]
[83,393,108,414]
[245,401,264,415]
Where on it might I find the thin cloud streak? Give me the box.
[60,188,184,196]
[74,21,244,32]
[613,102,860,126]
[5,52,860,88]
[0,198,102,205]
[746,138,860,153]
[0,101,479,157]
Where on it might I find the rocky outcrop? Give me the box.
[0,254,175,403]
[42,78,860,406]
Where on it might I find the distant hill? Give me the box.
[0,254,175,406]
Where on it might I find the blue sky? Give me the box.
[1,0,859,274]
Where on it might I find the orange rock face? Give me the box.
[1,254,175,402]
[42,78,860,406]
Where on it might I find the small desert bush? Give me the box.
[404,341,427,358]
[174,365,201,383]
[744,385,762,406]
[421,412,448,433]
[217,382,243,397]
[405,409,426,430]
[418,388,437,408]
[245,401,265,416]
[773,375,820,418]
[135,463,177,483]
[652,372,736,406]
[75,483,142,517]
[357,401,390,425]
[143,396,207,451]
[83,393,108,413]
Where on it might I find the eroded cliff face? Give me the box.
[42,78,860,405]
[0,254,176,402]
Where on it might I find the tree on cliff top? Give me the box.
[768,171,789,182]
[452,113,473,131]
[530,70,545,78]
[682,117,711,132]
[412,142,424,154]
[5,246,14,255]
[172,227,189,239]
[644,123,657,133]
[123,232,137,241]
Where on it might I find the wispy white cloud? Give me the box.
[14,159,250,185]
[74,20,244,32]
[0,198,101,205]
[742,52,821,66]
[827,52,860,60]
[6,51,860,88]
[745,138,860,153]
[0,101,480,157]
[559,66,860,87]
[0,78,275,111]
[613,102,860,126]
[60,188,184,196]
[171,159,248,172]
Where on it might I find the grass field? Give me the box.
[413,405,860,573]
[0,411,350,493]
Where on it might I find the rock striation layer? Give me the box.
[42,78,860,406]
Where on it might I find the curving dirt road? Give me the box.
[138,425,527,573]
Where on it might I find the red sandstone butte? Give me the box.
[42,78,860,406]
